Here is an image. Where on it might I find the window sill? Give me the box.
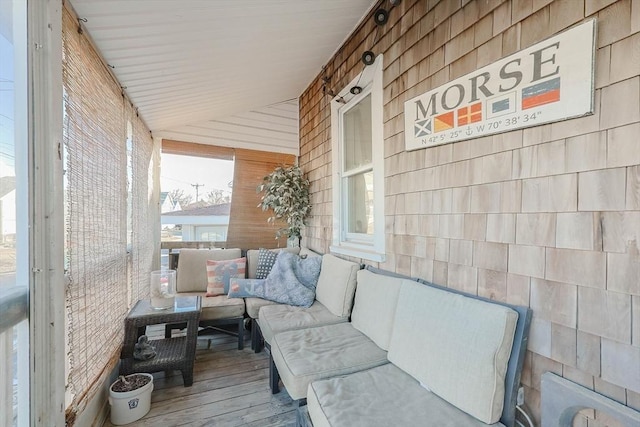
[330,244,385,262]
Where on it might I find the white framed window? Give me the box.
[330,55,384,262]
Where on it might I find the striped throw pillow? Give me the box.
[205,257,246,296]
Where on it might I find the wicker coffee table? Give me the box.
[120,296,201,387]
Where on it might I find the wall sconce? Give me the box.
[373,8,388,25]
[362,51,375,66]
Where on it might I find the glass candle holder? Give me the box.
[150,269,176,310]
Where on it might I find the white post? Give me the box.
[29,1,65,425]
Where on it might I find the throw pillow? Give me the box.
[227,252,322,307]
[255,248,279,279]
[205,257,246,296]
[263,251,322,306]
[228,278,266,298]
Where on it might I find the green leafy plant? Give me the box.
[257,165,311,246]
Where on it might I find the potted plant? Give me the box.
[108,373,154,425]
[257,165,311,247]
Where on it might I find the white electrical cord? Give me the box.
[516,405,535,427]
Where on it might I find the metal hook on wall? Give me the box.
[77,17,87,34]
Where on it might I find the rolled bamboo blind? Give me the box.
[62,7,156,421]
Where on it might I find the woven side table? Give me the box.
[120,296,201,387]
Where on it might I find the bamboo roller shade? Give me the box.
[62,6,156,419]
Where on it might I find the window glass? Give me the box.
[126,121,133,249]
[345,171,374,235]
[0,1,29,425]
[342,94,372,172]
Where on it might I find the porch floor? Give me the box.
[103,326,296,426]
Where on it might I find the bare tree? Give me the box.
[205,189,231,205]
[168,189,192,208]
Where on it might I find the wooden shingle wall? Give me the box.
[299,0,640,424]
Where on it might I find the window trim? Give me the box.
[330,55,385,262]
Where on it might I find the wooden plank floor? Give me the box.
[104,327,296,427]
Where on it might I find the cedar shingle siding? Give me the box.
[299,0,640,424]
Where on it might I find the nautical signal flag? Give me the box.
[487,91,517,119]
[457,102,482,126]
[522,77,561,110]
[434,111,454,132]
[414,118,432,137]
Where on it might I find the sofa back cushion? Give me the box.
[246,247,301,279]
[176,248,242,292]
[388,280,518,424]
[350,269,405,351]
[314,254,360,317]
[299,246,321,259]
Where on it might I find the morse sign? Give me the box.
[404,19,596,151]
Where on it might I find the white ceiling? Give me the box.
[69,0,377,137]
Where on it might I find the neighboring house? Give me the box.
[159,191,182,213]
[161,202,230,242]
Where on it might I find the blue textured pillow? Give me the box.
[263,251,322,306]
[227,252,322,307]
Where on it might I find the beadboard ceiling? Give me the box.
[68,0,377,153]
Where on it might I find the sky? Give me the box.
[0,27,15,173]
[160,153,234,202]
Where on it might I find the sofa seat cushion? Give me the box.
[388,281,518,424]
[271,323,388,400]
[257,301,346,345]
[176,292,245,320]
[307,363,505,427]
[245,297,279,319]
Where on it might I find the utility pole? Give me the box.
[191,183,204,201]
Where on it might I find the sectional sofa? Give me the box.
[267,266,532,427]
[169,247,531,426]
[169,246,359,353]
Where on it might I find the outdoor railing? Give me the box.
[0,286,27,426]
[161,241,227,270]
[160,240,227,251]
[0,286,28,335]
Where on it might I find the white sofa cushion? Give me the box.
[176,248,242,292]
[244,297,277,319]
[257,301,346,345]
[388,281,518,424]
[299,247,321,258]
[176,292,245,320]
[271,323,388,400]
[307,363,505,427]
[350,269,405,351]
[314,254,359,317]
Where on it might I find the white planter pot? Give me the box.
[108,373,154,425]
